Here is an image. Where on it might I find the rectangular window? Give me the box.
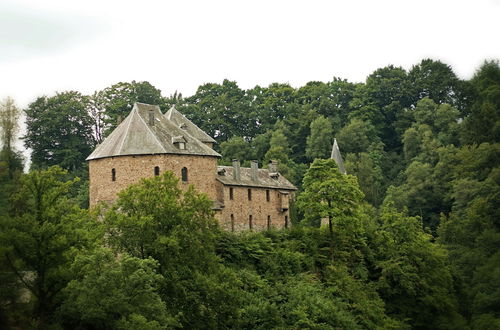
[285,215,289,229]
[267,215,271,230]
[248,189,252,201]
[249,215,253,230]
[112,168,116,182]
[229,187,234,200]
[266,189,270,202]
[154,166,160,176]
[231,214,234,232]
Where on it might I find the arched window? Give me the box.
[111,168,116,182]
[154,166,160,176]
[181,167,188,182]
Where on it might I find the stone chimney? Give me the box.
[148,110,155,126]
[232,159,240,181]
[251,160,258,181]
[268,160,278,173]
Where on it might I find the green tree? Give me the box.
[408,58,466,109]
[264,126,296,182]
[59,247,177,329]
[92,81,167,140]
[104,172,241,328]
[437,143,500,327]
[305,115,333,160]
[349,65,412,150]
[182,79,252,143]
[0,97,24,213]
[220,136,253,165]
[462,60,500,144]
[372,206,465,329]
[337,118,376,154]
[24,92,94,172]
[297,159,365,261]
[0,167,92,326]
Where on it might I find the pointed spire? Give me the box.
[331,138,346,174]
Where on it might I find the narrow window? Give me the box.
[229,187,234,200]
[249,215,253,230]
[181,167,188,182]
[248,189,252,201]
[267,215,271,230]
[231,214,235,232]
[285,215,289,229]
[266,189,270,202]
[111,168,116,182]
[154,166,160,176]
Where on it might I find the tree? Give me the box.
[297,159,365,260]
[220,136,253,165]
[24,92,94,172]
[104,172,241,328]
[337,118,376,154]
[181,79,252,143]
[59,247,177,329]
[247,83,296,132]
[0,167,92,326]
[408,58,466,109]
[0,97,24,213]
[349,65,412,150]
[462,60,500,144]
[92,81,167,140]
[305,115,333,160]
[264,126,296,182]
[0,97,20,152]
[437,142,500,327]
[372,206,465,329]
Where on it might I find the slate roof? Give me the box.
[164,105,216,144]
[217,166,297,190]
[86,103,221,160]
[331,138,346,174]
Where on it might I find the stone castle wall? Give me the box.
[215,185,290,231]
[88,154,218,206]
[89,154,292,231]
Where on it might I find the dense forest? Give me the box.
[0,59,499,329]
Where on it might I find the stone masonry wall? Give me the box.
[89,154,218,206]
[215,185,291,231]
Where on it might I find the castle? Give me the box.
[87,103,296,231]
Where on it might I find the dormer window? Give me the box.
[179,123,188,130]
[172,136,187,150]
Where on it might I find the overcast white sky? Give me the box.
[1,0,500,109]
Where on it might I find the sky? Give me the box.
[1,0,500,110]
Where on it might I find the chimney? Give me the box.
[232,159,240,181]
[268,160,278,173]
[251,160,258,181]
[148,110,155,126]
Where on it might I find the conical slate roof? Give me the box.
[86,103,221,160]
[164,105,216,144]
[331,138,346,174]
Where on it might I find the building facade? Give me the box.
[87,103,296,231]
